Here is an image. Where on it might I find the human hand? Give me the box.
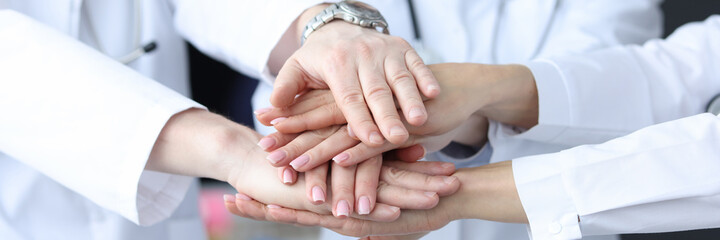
[225,161,527,238]
[227,144,460,220]
[257,63,493,168]
[271,13,441,147]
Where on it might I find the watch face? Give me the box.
[339,1,383,19]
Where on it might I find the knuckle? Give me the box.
[364,85,392,101]
[389,36,411,48]
[327,47,350,67]
[388,70,415,88]
[354,42,374,58]
[334,185,355,195]
[385,167,406,182]
[340,90,366,106]
[379,112,402,123]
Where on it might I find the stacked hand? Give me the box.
[217,2,537,237]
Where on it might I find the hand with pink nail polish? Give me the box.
[224,161,526,238]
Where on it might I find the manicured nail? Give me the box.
[283,168,293,184]
[236,193,252,201]
[254,107,272,115]
[312,186,325,203]
[409,107,425,120]
[369,131,383,145]
[427,84,440,95]
[270,117,287,125]
[444,176,457,185]
[358,196,371,215]
[347,125,356,139]
[332,152,350,163]
[257,137,276,151]
[223,194,235,202]
[336,200,350,217]
[424,192,437,197]
[389,126,407,136]
[267,204,281,209]
[289,155,310,170]
[266,150,286,164]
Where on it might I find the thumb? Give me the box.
[271,59,309,108]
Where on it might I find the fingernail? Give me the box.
[347,125,356,139]
[427,84,440,95]
[389,126,407,136]
[266,150,286,164]
[336,200,350,217]
[332,152,350,163]
[283,168,293,184]
[236,193,252,201]
[409,107,425,119]
[389,206,400,212]
[369,131,383,144]
[289,155,310,170]
[424,192,437,197]
[444,176,457,185]
[254,107,272,115]
[312,186,325,203]
[257,137,276,151]
[223,194,235,202]
[267,204,281,209]
[358,196,370,215]
[270,117,287,125]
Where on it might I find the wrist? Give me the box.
[472,64,538,129]
[295,3,332,45]
[146,109,261,182]
[447,161,527,223]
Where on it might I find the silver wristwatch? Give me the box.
[301,1,389,45]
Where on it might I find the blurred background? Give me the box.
[189,0,720,239]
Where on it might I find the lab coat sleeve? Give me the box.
[518,15,720,145]
[0,10,205,226]
[535,0,663,59]
[513,113,720,240]
[169,0,324,83]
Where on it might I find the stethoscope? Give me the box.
[406,0,558,64]
[707,94,720,115]
[82,0,157,64]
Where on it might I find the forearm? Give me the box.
[146,108,261,182]
[449,161,528,223]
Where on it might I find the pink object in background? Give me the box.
[199,187,234,239]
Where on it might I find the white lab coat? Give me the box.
[172,1,664,239]
[0,0,282,238]
[511,15,720,240]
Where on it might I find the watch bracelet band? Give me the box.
[301,4,338,45]
[300,2,388,45]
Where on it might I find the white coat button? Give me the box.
[548,222,562,234]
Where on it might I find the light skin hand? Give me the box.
[224,161,527,238]
[144,109,456,222]
[267,4,441,147]
[257,63,500,168]
[258,63,539,134]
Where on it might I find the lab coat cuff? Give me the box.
[135,170,194,226]
[124,99,205,226]
[513,153,582,240]
[515,60,572,143]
